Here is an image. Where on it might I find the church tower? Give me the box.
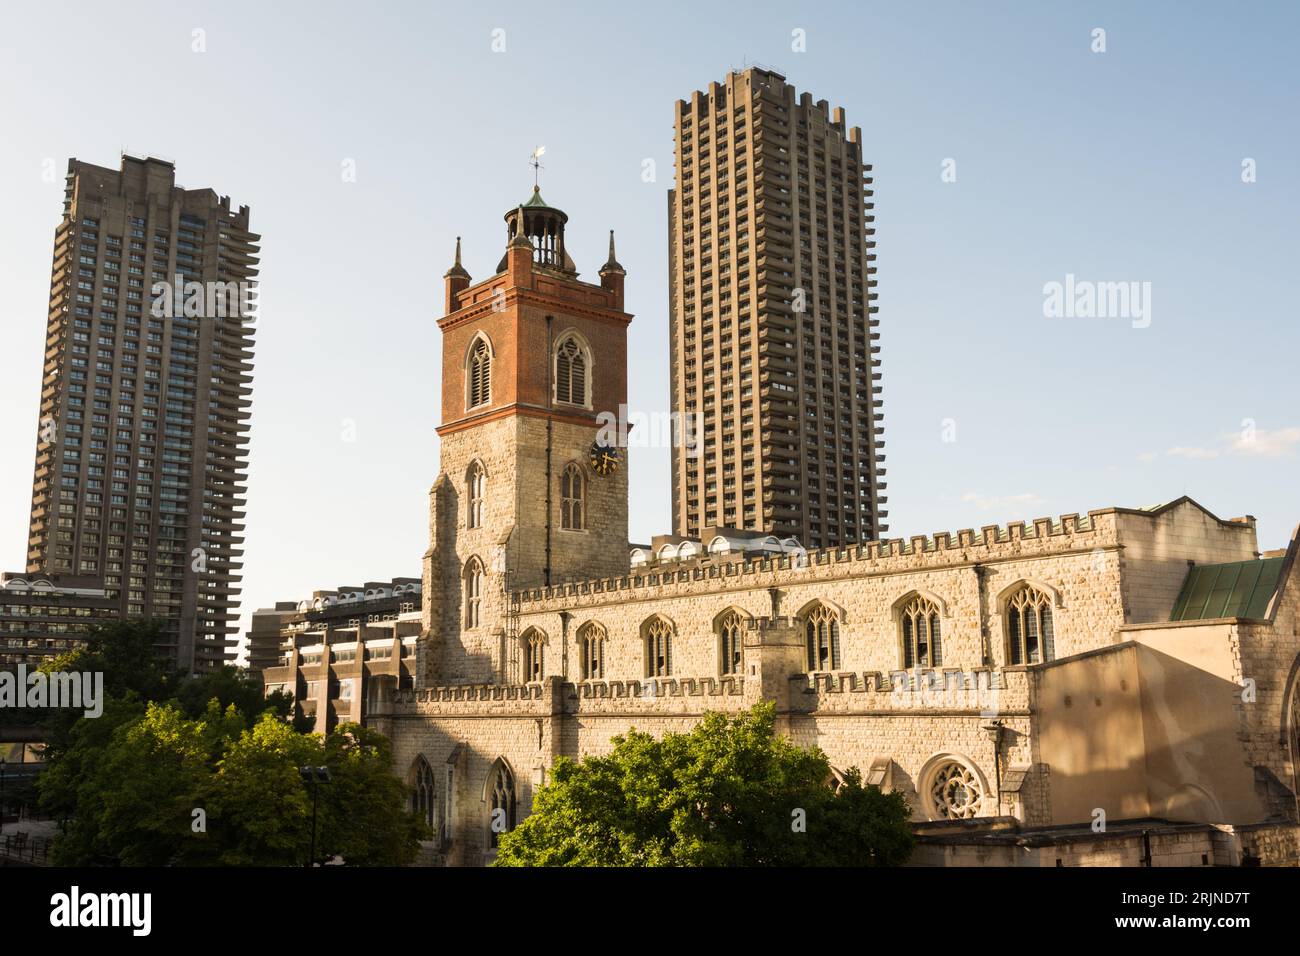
[422,188,632,684]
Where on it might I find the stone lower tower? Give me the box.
[422,188,633,685]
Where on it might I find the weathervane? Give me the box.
[530,145,546,188]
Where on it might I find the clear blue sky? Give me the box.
[2,1,1297,657]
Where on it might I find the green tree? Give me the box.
[42,702,428,866]
[316,723,429,866]
[204,711,318,866]
[173,664,293,724]
[494,702,914,867]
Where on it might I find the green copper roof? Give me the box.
[523,187,550,207]
[1169,557,1285,621]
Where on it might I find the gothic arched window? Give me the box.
[554,334,588,407]
[467,460,486,529]
[523,628,546,683]
[1005,584,1055,664]
[717,610,744,676]
[463,557,484,629]
[803,603,841,672]
[578,622,606,680]
[561,463,585,530]
[900,594,943,668]
[644,617,673,677]
[488,761,516,849]
[410,757,436,830]
[467,335,492,409]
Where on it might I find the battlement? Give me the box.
[394,682,547,705]
[514,510,1108,609]
[570,675,744,700]
[790,667,1032,716]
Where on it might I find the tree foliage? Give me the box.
[494,702,914,867]
[34,619,425,866]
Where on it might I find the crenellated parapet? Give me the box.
[568,675,744,700]
[513,510,1109,611]
[788,667,1031,715]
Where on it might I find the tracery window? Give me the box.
[410,757,435,830]
[900,595,942,668]
[467,460,486,529]
[464,557,483,628]
[523,628,545,682]
[578,622,606,680]
[644,617,673,677]
[1006,584,1055,664]
[561,463,585,530]
[467,335,491,409]
[718,610,743,675]
[924,757,985,820]
[488,762,516,848]
[554,334,588,406]
[803,603,841,671]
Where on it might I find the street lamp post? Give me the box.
[299,765,332,867]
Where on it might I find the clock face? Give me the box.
[590,441,620,477]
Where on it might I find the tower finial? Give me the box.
[444,235,470,280]
[509,204,533,249]
[600,228,625,275]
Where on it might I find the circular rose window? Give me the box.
[924,757,985,820]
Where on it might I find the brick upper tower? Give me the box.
[423,187,633,684]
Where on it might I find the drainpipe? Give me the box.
[974,563,991,666]
[544,315,554,586]
[559,610,571,680]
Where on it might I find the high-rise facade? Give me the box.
[25,155,259,672]
[668,68,886,550]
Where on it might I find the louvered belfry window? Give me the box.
[468,337,491,408]
[555,336,586,406]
